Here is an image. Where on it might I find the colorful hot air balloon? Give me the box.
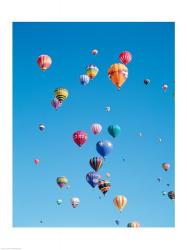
[127,221,141,228]
[89,157,103,172]
[113,195,127,212]
[34,159,39,165]
[56,176,68,188]
[54,88,68,103]
[98,180,111,195]
[51,98,62,110]
[168,191,175,200]
[80,75,90,86]
[108,124,121,138]
[144,79,150,85]
[37,54,52,71]
[162,84,168,91]
[91,123,102,135]
[86,64,99,79]
[92,49,98,55]
[39,124,45,131]
[162,162,170,171]
[71,197,80,208]
[73,130,88,147]
[108,63,128,89]
[86,171,101,188]
[106,172,110,178]
[105,106,111,112]
[119,51,132,65]
[56,199,63,205]
[96,140,113,159]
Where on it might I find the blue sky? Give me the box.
[13,22,175,227]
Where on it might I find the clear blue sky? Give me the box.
[13,22,175,227]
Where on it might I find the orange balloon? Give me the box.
[108,63,128,89]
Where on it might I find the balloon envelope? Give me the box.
[119,51,132,65]
[86,171,101,188]
[113,195,127,212]
[71,197,80,208]
[86,64,99,79]
[96,140,113,158]
[56,199,63,205]
[56,176,68,188]
[54,88,69,103]
[168,191,175,200]
[162,162,170,171]
[73,130,88,147]
[91,123,102,135]
[39,124,45,131]
[108,63,128,89]
[108,124,121,138]
[98,180,111,195]
[127,221,141,228]
[37,54,52,71]
[51,98,62,110]
[89,157,103,172]
[80,75,90,86]
[34,159,39,165]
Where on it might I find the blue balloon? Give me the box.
[86,171,101,188]
[96,140,113,158]
[80,74,90,85]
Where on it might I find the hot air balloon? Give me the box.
[96,140,113,159]
[127,221,141,228]
[92,49,98,55]
[139,132,143,137]
[86,171,101,188]
[108,124,121,138]
[56,199,63,205]
[37,54,52,71]
[144,79,150,85]
[157,177,161,182]
[108,63,128,89]
[115,220,120,225]
[91,123,102,135]
[113,195,127,212]
[34,159,39,165]
[89,157,103,172]
[106,172,110,178]
[162,191,167,196]
[73,130,88,147]
[51,98,62,110]
[105,106,111,112]
[71,197,80,208]
[86,64,99,79]
[39,124,45,131]
[119,51,132,65]
[159,138,162,142]
[162,84,168,91]
[167,183,170,187]
[168,191,175,200]
[98,180,111,195]
[54,88,68,103]
[80,75,90,86]
[162,162,170,171]
[56,176,68,188]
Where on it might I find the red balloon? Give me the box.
[34,159,40,165]
[119,51,132,65]
[73,131,88,147]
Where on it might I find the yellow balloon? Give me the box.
[113,195,127,212]
[54,88,69,103]
[108,63,128,89]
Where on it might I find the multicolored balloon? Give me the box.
[92,49,98,55]
[37,54,52,71]
[108,124,121,138]
[80,75,90,86]
[56,199,63,205]
[39,124,45,131]
[113,195,127,212]
[89,157,103,172]
[34,159,40,165]
[108,63,128,89]
[144,79,150,85]
[56,176,68,188]
[96,140,113,159]
[162,162,170,171]
[98,180,111,195]
[73,130,88,147]
[71,197,80,208]
[51,98,62,110]
[54,88,69,103]
[168,191,175,200]
[91,123,102,135]
[162,84,168,91]
[119,51,132,65]
[86,171,101,188]
[127,221,141,228]
[86,64,99,79]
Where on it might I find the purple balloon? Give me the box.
[86,171,101,188]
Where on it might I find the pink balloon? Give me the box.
[91,123,102,135]
[51,98,62,110]
[162,84,168,91]
[34,159,40,165]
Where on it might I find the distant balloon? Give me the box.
[108,124,121,138]
[40,220,43,224]
[167,183,170,187]
[144,79,150,85]
[56,199,63,205]
[98,180,111,195]
[127,221,141,228]
[162,162,170,171]
[96,140,113,159]
[56,176,68,188]
[168,191,175,200]
[106,172,110,178]
[119,51,132,65]
[91,123,102,135]
[157,177,161,182]
[73,130,88,147]
[86,171,101,188]
[139,132,142,137]
[115,220,120,225]
[92,49,98,55]
[80,75,90,86]
[86,64,99,79]
[113,195,127,212]
[159,138,162,142]
[37,54,52,71]
[34,159,39,165]
[51,98,62,110]
[105,106,111,112]
[71,197,80,208]
[162,191,167,196]
[89,157,103,172]
[54,88,69,103]
[162,84,168,91]
[39,124,45,131]
[108,63,128,89]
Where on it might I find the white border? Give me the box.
[0,0,186,249]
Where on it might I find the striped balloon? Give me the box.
[89,157,103,172]
[98,180,111,195]
[91,123,102,135]
[86,64,99,79]
[127,221,141,228]
[80,75,90,86]
[113,195,127,212]
[54,88,69,103]
[119,51,132,65]
[37,54,52,71]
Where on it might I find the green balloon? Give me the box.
[108,125,121,138]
